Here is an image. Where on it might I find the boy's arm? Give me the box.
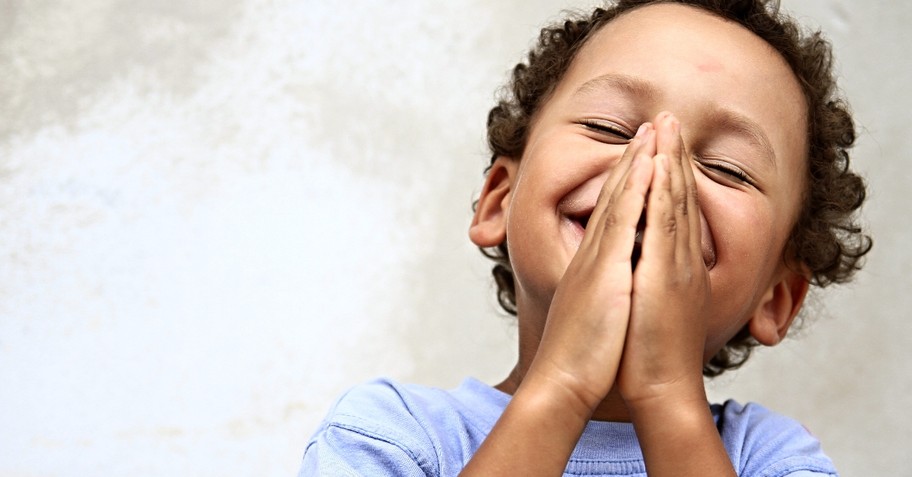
[456,372,597,476]
[628,396,736,477]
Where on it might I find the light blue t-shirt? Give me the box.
[300,378,837,476]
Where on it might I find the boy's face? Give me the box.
[491,4,809,358]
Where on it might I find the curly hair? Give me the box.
[479,0,872,377]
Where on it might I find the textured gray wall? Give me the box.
[1,1,908,475]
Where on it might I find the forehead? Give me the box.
[554,3,808,171]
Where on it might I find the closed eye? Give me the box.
[698,158,755,187]
[579,119,632,143]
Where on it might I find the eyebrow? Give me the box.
[574,73,660,101]
[573,73,777,166]
[703,108,777,167]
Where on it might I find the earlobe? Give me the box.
[469,157,517,248]
[749,266,810,346]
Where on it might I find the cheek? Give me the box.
[695,174,778,267]
[702,202,780,357]
[699,185,780,314]
[719,200,775,263]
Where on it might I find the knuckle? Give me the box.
[670,268,695,289]
[674,198,689,216]
[673,187,688,202]
[661,213,677,235]
[603,210,620,228]
[688,184,700,204]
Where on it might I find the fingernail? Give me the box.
[635,123,648,138]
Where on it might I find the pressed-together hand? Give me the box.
[617,112,710,409]
[529,112,710,417]
[529,120,659,416]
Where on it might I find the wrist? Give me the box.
[622,379,708,419]
[624,387,711,432]
[515,366,602,425]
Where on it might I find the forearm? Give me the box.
[628,395,737,477]
[458,372,593,477]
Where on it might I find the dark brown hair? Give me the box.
[480,0,872,376]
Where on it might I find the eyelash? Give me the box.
[698,159,754,185]
[579,120,632,140]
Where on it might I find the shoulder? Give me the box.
[305,379,447,473]
[301,378,503,477]
[324,378,448,434]
[324,377,499,440]
[713,400,838,477]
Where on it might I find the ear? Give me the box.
[748,264,810,346]
[469,157,517,248]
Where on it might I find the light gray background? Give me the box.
[1,1,909,476]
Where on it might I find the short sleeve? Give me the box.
[299,423,427,477]
[714,400,838,477]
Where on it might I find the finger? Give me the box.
[642,152,674,265]
[680,137,702,257]
[590,123,652,222]
[593,150,655,264]
[656,113,689,260]
[583,123,654,249]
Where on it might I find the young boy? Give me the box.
[300,1,870,475]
